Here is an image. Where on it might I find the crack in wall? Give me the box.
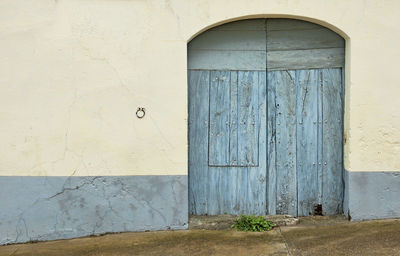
[0,176,187,245]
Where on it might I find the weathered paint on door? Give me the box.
[188,19,345,216]
[189,70,267,215]
[267,68,344,216]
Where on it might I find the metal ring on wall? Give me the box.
[136,107,145,119]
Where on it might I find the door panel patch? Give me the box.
[208,71,260,167]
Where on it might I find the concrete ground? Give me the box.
[1,216,400,256]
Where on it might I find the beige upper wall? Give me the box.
[0,0,399,176]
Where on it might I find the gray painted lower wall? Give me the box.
[344,170,400,221]
[343,169,349,219]
[2,171,399,244]
[0,175,188,245]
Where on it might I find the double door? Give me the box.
[188,19,344,216]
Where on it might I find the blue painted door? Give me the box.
[188,19,345,216]
[267,69,344,216]
[189,70,267,215]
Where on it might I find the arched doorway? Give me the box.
[188,19,345,216]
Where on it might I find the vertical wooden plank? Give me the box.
[244,71,267,215]
[254,71,267,215]
[237,71,259,166]
[267,71,277,215]
[207,167,222,215]
[208,71,231,166]
[317,70,323,205]
[221,71,238,214]
[274,70,297,216]
[232,71,261,214]
[188,70,210,215]
[231,70,247,214]
[296,69,319,216]
[221,167,238,214]
[237,71,261,214]
[229,72,239,165]
[207,72,230,214]
[322,68,344,215]
[237,172,248,214]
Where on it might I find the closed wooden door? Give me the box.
[189,70,267,215]
[188,19,345,216]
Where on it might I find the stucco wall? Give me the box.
[1,0,400,176]
[1,0,400,243]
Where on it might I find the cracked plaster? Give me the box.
[0,175,188,245]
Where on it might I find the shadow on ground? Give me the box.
[1,216,400,256]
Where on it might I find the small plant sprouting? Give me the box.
[231,215,275,232]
